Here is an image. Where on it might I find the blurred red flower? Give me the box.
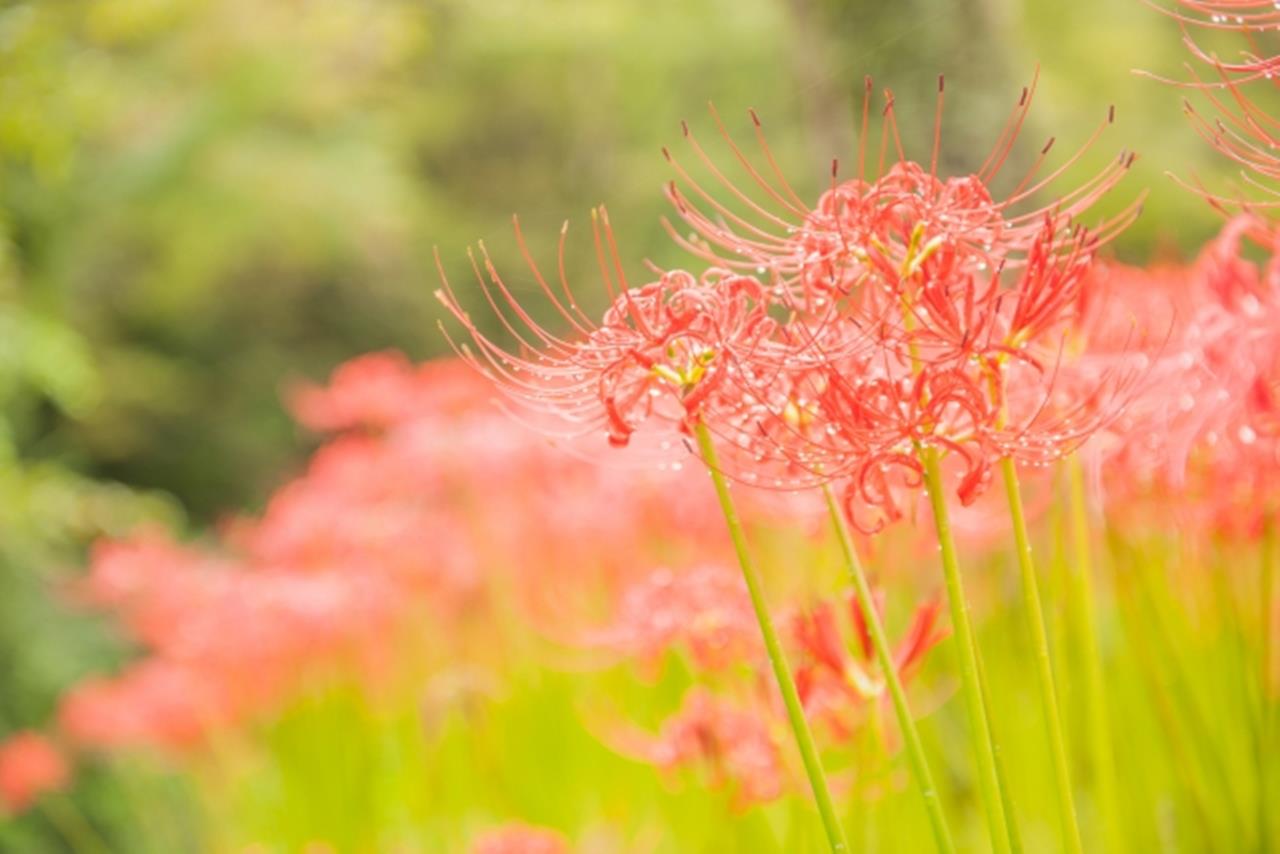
[471,823,571,854]
[0,731,69,815]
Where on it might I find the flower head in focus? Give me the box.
[436,213,792,451]
[660,77,1139,525]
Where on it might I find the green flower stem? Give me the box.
[1261,513,1277,853]
[854,713,879,851]
[999,456,1083,853]
[918,443,1012,854]
[973,635,1025,854]
[822,483,956,854]
[1066,457,1123,854]
[693,421,849,853]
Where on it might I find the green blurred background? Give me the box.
[0,0,1232,848]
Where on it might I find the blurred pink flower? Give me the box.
[618,687,787,808]
[1086,215,1280,539]
[0,732,69,814]
[288,351,483,432]
[45,353,812,756]
[471,823,571,854]
[593,564,760,673]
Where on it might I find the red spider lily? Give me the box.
[436,213,799,452]
[663,76,1136,307]
[798,341,1140,534]
[790,592,948,742]
[471,823,571,854]
[59,534,408,751]
[802,363,993,531]
[1071,260,1201,488]
[594,575,948,800]
[656,78,1140,523]
[1145,1,1280,199]
[0,732,69,815]
[59,661,234,751]
[612,687,788,809]
[433,77,1138,525]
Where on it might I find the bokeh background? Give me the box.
[0,0,1240,849]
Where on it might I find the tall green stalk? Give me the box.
[973,638,1024,854]
[822,483,957,854]
[693,421,849,853]
[1065,457,1123,854]
[999,456,1083,853]
[1261,513,1276,854]
[917,443,1013,854]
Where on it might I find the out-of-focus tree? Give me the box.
[0,0,438,517]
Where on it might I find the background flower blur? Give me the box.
[0,1,1272,852]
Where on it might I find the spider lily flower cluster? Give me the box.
[471,822,571,854]
[437,77,1141,534]
[435,76,1142,852]
[597,563,945,808]
[10,352,935,836]
[42,355,749,755]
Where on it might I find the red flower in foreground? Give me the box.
[436,218,790,451]
[436,77,1139,531]
[471,823,571,854]
[661,77,1138,525]
[0,732,69,815]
